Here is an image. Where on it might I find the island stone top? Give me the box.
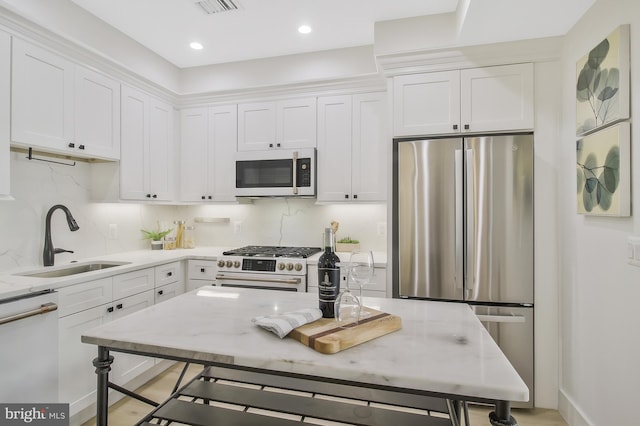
[82,286,528,404]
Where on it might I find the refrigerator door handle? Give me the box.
[475,314,526,324]
[454,149,463,291]
[465,148,475,295]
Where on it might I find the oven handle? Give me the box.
[292,151,299,195]
[216,274,302,285]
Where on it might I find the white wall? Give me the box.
[0,153,386,271]
[558,1,640,425]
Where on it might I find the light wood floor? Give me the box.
[82,363,568,426]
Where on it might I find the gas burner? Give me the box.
[222,246,321,258]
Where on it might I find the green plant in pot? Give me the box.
[141,228,172,250]
[336,237,360,252]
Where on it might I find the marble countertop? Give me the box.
[81,286,528,403]
[0,248,388,301]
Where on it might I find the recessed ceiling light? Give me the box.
[190,42,203,50]
[298,25,312,34]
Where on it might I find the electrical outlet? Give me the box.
[108,224,118,240]
[627,236,640,267]
[233,221,243,234]
[377,222,387,237]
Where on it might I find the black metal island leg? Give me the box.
[92,346,114,426]
[489,401,518,426]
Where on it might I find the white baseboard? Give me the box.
[558,388,594,426]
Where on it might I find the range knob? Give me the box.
[294,263,303,272]
[217,260,225,268]
[225,260,233,268]
[277,263,286,271]
[286,263,294,271]
[233,260,241,268]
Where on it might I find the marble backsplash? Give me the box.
[0,152,387,271]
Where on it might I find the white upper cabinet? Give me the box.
[11,38,120,160]
[460,63,534,133]
[237,97,316,151]
[393,63,534,136]
[180,105,237,202]
[393,70,460,136]
[317,92,387,202]
[120,85,174,201]
[0,30,10,199]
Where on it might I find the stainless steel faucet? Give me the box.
[43,204,80,266]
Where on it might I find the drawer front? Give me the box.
[58,277,113,317]
[187,279,215,292]
[113,268,155,301]
[188,260,218,280]
[155,281,185,304]
[155,261,183,287]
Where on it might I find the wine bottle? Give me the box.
[318,227,340,318]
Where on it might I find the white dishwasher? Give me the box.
[0,290,59,402]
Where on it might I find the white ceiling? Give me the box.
[7,0,595,69]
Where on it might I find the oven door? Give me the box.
[235,148,315,197]
[215,272,305,292]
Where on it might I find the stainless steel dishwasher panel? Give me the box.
[472,304,534,408]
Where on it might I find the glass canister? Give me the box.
[183,226,195,249]
[174,220,186,248]
[163,236,176,250]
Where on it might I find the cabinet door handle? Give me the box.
[146,194,151,198]
[453,124,458,130]
[201,268,205,273]
[167,272,173,277]
[116,303,123,310]
[464,124,470,130]
[269,143,274,148]
[276,143,281,148]
[68,143,75,148]
[344,194,349,199]
[152,194,158,199]
[78,144,85,150]
[158,290,164,295]
[107,306,114,313]
[208,196,212,200]
[353,194,358,199]
[201,196,205,200]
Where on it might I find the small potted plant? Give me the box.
[141,227,172,250]
[336,237,360,252]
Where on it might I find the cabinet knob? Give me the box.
[353,194,358,199]
[276,143,281,148]
[79,144,85,150]
[201,267,205,273]
[68,143,75,148]
[107,306,114,313]
[158,290,164,295]
[116,303,123,310]
[152,194,158,199]
[146,194,151,198]
[167,272,172,277]
[453,124,458,130]
[201,196,205,200]
[269,143,274,148]
[208,196,212,200]
[464,124,470,130]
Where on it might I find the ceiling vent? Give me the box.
[194,0,240,15]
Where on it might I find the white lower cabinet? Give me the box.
[307,264,387,298]
[58,262,184,421]
[187,259,219,291]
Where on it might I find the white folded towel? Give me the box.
[252,308,322,338]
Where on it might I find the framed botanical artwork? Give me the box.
[576,122,630,216]
[576,24,630,136]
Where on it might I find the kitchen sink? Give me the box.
[14,261,131,278]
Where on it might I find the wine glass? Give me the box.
[348,251,374,318]
[335,272,361,326]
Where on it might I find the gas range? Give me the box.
[216,246,321,292]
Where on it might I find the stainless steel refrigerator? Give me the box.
[392,133,534,407]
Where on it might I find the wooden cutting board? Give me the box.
[289,307,402,354]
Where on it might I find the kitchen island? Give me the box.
[82,286,528,426]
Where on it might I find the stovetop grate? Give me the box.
[222,246,321,258]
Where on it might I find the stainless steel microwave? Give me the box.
[235,148,316,197]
